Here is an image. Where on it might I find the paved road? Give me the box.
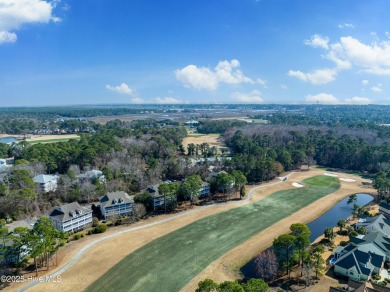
[16,172,295,292]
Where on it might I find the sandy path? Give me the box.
[9,169,370,292]
[182,172,371,292]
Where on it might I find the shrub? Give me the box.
[92,217,99,227]
[74,234,81,240]
[339,241,349,246]
[115,219,122,226]
[81,233,85,238]
[95,224,108,233]
[373,274,381,281]
[385,278,390,283]
[87,229,93,235]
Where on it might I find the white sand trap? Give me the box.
[339,178,356,182]
[324,172,338,177]
[292,182,304,188]
[278,176,287,181]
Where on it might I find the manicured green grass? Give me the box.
[187,133,220,137]
[87,176,339,292]
[27,137,80,145]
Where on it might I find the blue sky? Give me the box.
[1,0,390,106]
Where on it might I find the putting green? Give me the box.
[87,175,339,292]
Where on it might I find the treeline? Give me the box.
[0,106,179,118]
[225,125,390,182]
[197,120,247,134]
[0,118,100,135]
[253,105,390,126]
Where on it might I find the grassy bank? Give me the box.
[87,175,340,292]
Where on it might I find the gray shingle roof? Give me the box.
[356,214,390,235]
[335,246,384,278]
[33,174,59,184]
[48,202,92,222]
[100,191,134,209]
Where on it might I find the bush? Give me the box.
[87,229,93,235]
[74,234,81,240]
[385,278,390,283]
[349,231,358,237]
[92,217,99,227]
[115,219,123,226]
[339,241,349,246]
[95,224,108,233]
[373,274,381,281]
[81,233,85,238]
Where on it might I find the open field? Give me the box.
[182,134,225,154]
[85,176,339,292]
[27,137,80,145]
[10,169,370,292]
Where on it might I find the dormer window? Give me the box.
[118,198,123,203]
[112,199,118,204]
[76,209,82,215]
[70,211,76,217]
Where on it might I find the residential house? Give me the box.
[48,202,93,232]
[146,184,173,210]
[77,169,106,184]
[33,174,59,193]
[329,279,389,292]
[199,181,211,198]
[350,232,390,262]
[334,247,384,281]
[100,191,134,219]
[355,214,390,235]
[379,202,390,218]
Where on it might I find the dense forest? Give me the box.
[225,124,390,182]
[2,104,390,219]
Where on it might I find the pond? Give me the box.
[307,193,373,242]
[0,137,18,143]
[240,193,373,279]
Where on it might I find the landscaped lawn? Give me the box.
[87,175,340,292]
[27,137,80,145]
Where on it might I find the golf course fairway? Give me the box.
[87,175,340,292]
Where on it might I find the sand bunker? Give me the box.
[324,172,338,177]
[339,178,356,182]
[292,182,304,188]
[278,176,287,181]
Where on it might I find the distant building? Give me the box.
[33,174,59,193]
[199,182,211,198]
[48,202,92,232]
[77,169,106,184]
[100,191,134,219]
[185,120,199,127]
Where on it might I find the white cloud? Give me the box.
[345,96,373,104]
[330,36,390,75]
[304,34,329,49]
[175,59,254,90]
[231,90,264,103]
[306,93,373,105]
[154,97,183,104]
[306,93,341,104]
[106,83,135,95]
[0,0,60,44]
[371,84,383,92]
[361,79,369,85]
[280,84,288,89]
[131,97,144,104]
[288,68,337,85]
[0,31,16,44]
[338,23,354,29]
[257,78,267,87]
